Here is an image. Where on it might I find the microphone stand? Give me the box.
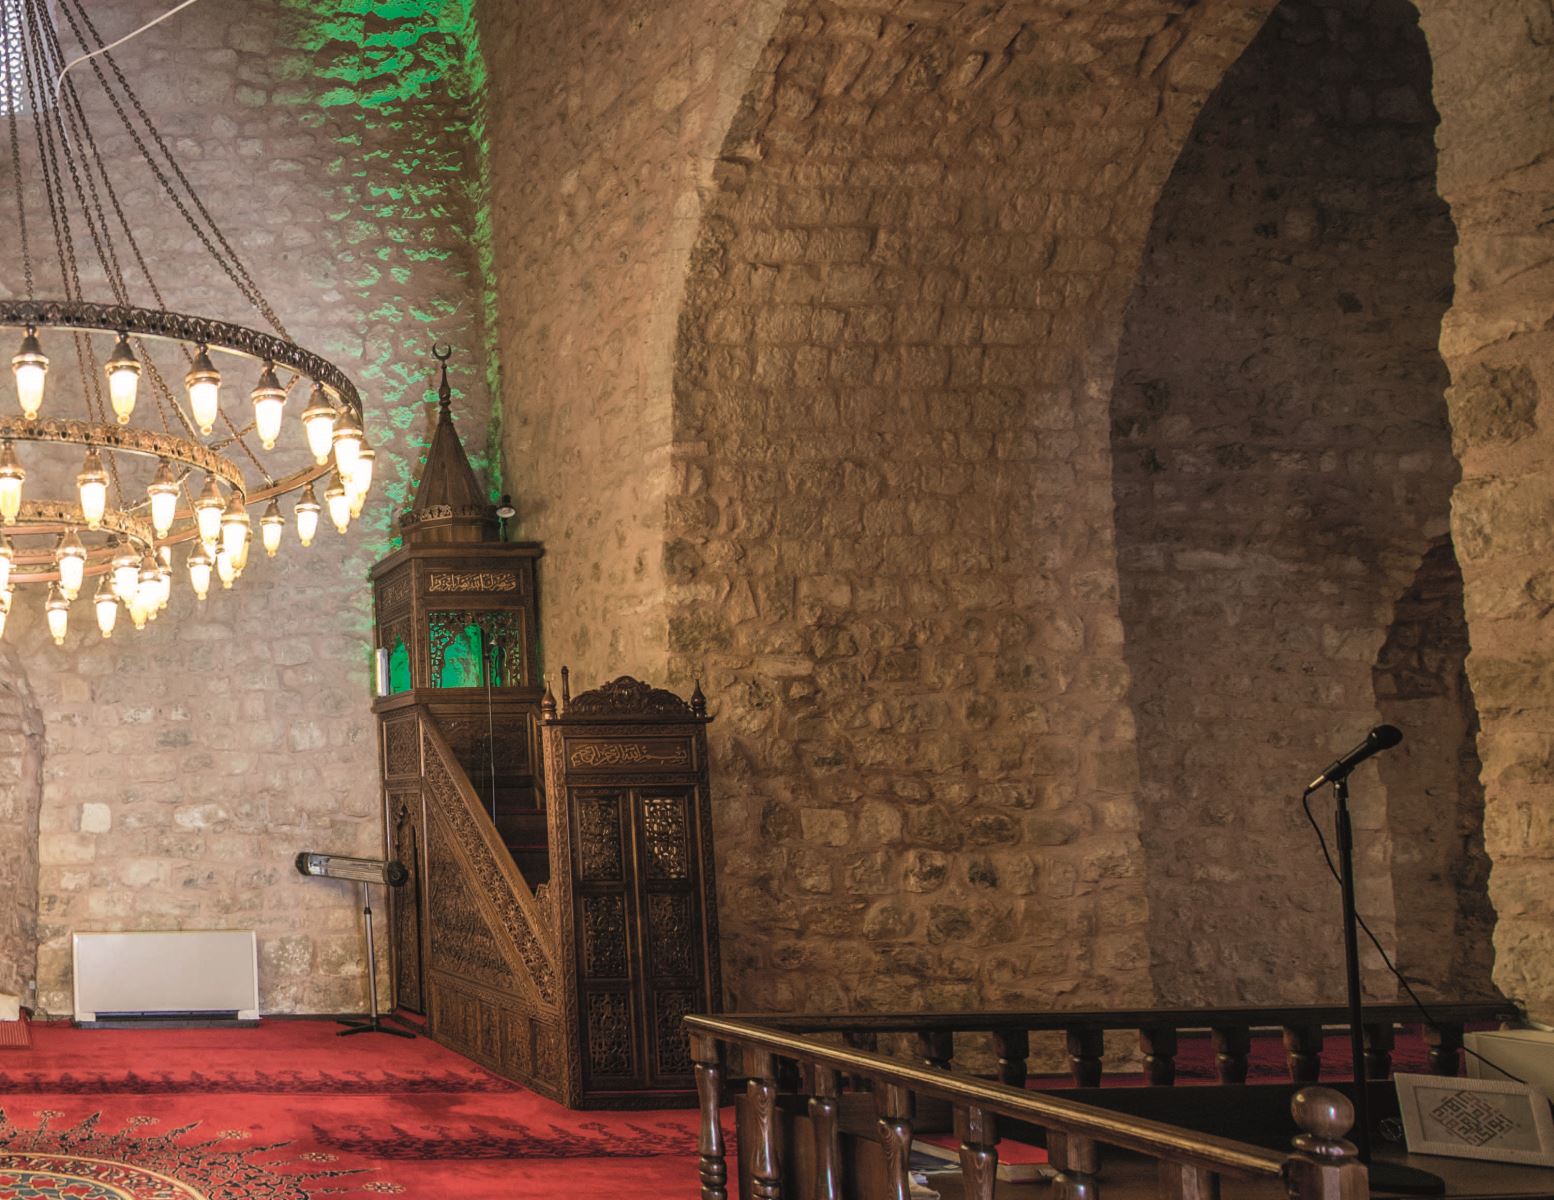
[1328,775,1441,1194]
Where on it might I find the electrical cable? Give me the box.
[52,0,200,105]
[1300,787,1525,1084]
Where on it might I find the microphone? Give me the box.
[1305,725,1402,794]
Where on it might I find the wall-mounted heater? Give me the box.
[72,930,260,1026]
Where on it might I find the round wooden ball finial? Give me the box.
[1291,1086,1358,1159]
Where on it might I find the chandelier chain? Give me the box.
[60,0,291,342]
[4,1,32,299]
[20,0,81,303]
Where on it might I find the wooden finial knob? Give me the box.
[1290,1087,1357,1159]
[540,677,556,719]
[691,676,706,717]
[560,665,571,707]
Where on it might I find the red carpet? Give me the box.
[0,1019,710,1198]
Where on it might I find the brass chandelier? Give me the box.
[0,0,373,644]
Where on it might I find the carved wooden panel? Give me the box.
[646,892,696,980]
[582,894,629,978]
[642,793,691,880]
[653,989,696,1077]
[388,788,425,1013]
[576,792,624,882]
[585,990,636,1078]
[383,714,419,779]
[566,737,692,770]
[426,570,520,593]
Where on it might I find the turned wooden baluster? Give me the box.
[1140,1025,1178,1086]
[691,1033,728,1200]
[875,1081,915,1200]
[1282,1024,1324,1084]
[1050,1130,1099,1200]
[805,1064,842,1200]
[1159,1160,1219,1200]
[915,1030,954,1072]
[993,1026,1029,1089]
[1282,1086,1369,1200]
[1424,1022,1464,1076]
[1362,1022,1394,1079]
[1066,1024,1105,1087]
[745,1048,783,1200]
[1212,1024,1251,1084]
[955,1104,999,1200]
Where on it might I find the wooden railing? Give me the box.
[734,1000,1516,1088]
[688,1014,1375,1200]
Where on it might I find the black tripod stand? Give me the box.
[338,880,414,1040]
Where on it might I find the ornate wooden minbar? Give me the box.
[370,351,721,1107]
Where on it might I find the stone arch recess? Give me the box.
[0,644,44,1005]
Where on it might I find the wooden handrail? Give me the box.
[724,999,1514,1035]
[688,1014,1294,1180]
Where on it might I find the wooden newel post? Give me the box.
[1281,1087,1369,1200]
[692,1033,728,1200]
[806,1064,842,1200]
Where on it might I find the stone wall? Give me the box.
[0,647,43,1002]
[1417,0,1554,1019]
[1110,0,1473,1003]
[8,0,495,1016]
[664,0,1278,1012]
[476,0,785,684]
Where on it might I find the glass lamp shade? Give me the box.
[331,405,363,476]
[295,482,321,547]
[45,584,68,645]
[56,531,86,599]
[111,545,140,601]
[155,567,172,611]
[147,460,179,538]
[348,445,375,517]
[0,535,13,594]
[94,579,117,638]
[187,547,212,600]
[301,386,336,465]
[77,447,109,529]
[215,547,236,589]
[135,555,160,618]
[325,472,350,534]
[0,596,9,640]
[251,361,285,449]
[184,345,221,435]
[232,533,250,575]
[193,477,224,549]
[260,499,284,556]
[0,442,24,524]
[105,333,141,424]
[220,493,250,561]
[12,326,46,420]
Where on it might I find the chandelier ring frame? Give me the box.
[0,299,364,414]
[4,499,155,585]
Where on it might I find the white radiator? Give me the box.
[72,930,259,1022]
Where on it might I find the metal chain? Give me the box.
[4,0,33,298]
[60,0,291,341]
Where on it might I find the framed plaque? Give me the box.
[1395,1071,1554,1166]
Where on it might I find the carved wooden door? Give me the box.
[388,789,426,1013]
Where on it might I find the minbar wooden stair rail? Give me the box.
[686,1014,1371,1200]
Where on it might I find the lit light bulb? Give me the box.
[295,482,321,547]
[331,404,363,476]
[193,476,224,551]
[94,577,118,638]
[348,445,375,518]
[260,498,284,557]
[185,344,221,436]
[187,547,212,600]
[0,534,13,594]
[56,530,86,600]
[77,447,109,529]
[12,325,46,420]
[136,553,160,619]
[302,386,336,466]
[105,333,141,424]
[146,460,179,538]
[128,592,149,630]
[251,361,285,450]
[0,441,24,524]
[45,584,69,645]
[155,565,172,612]
[215,546,236,589]
[220,492,250,562]
[232,533,249,575]
[112,544,140,602]
[325,471,350,534]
